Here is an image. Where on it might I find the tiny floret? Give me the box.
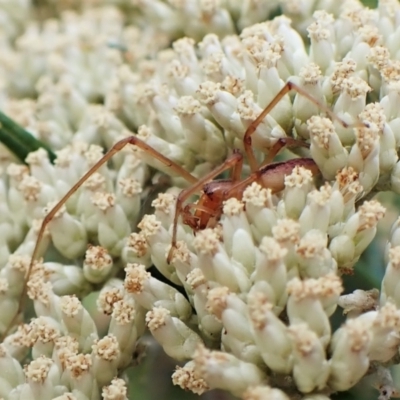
[124,263,150,294]
[146,307,170,331]
[92,335,120,361]
[91,192,116,211]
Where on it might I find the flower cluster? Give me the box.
[0,0,400,399]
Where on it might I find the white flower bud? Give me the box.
[287,278,332,347]
[82,246,113,284]
[60,296,98,353]
[45,203,87,259]
[287,324,329,393]
[248,291,293,373]
[193,344,265,396]
[124,263,192,320]
[329,318,371,391]
[91,335,120,387]
[146,307,203,361]
[206,287,261,364]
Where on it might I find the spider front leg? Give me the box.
[243,80,357,172]
[2,134,199,340]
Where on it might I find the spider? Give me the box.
[3,81,356,339]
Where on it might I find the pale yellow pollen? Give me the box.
[91,106,112,128]
[308,185,331,206]
[368,46,390,69]
[296,231,327,259]
[84,144,103,167]
[27,277,52,304]
[29,317,61,344]
[138,214,162,238]
[54,147,73,168]
[307,22,330,41]
[6,163,29,181]
[318,273,343,297]
[61,295,82,317]
[344,318,371,352]
[247,291,273,330]
[299,63,322,84]
[193,344,229,374]
[186,268,206,289]
[126,232,148,257]
[83,172,106,191]
[221,75,244,96]
[84,245,112,270]
[152,192,175,215]
[124,263,150,293]
[112,299,136,324]
[118,178,142,197]
[355,124,379,157]
[25,148,49,166]
[91,192,116,211]
[272,219,300,243]
[374,302,400,329]
[198,33,220,50]
[202,52,224,76]
[146,307,170,331]
[287,324,317,355]
[336,166,359,188]
[330,58,357,92]
[313,9,335,23]
[92,335,120,361]
[381,60,400,83]
[285,166,314,188]
[287,277,320,300]
[174,96,202,115]
[357,25,381,47]
[8,254,31,274]
[170,240,191,264]
[6,324,31,348]
[243,183,273,208]
[103,378,129,399]
[54,336,79,361]
[259,237,287,261]
[172,37,196,56]
[18,175,42,202]
[243,36,281,69]
[206,286,229,320]
[197,81,221,106]
[359,103,386,133]
[193,228,220,256]
[223,197,244,216]
[237,90,258,120]
[307,116,335,149]
[172,364,209,395]
[97,287,124,315]
[24,356,53,383]
[389,246,400,268]
[341,76,371,98]
[167,59,189,79]
[65,353,92,378]
[358,200,385,230]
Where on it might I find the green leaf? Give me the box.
[0,110,56,164]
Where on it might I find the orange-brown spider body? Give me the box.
[183,157,319,232]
